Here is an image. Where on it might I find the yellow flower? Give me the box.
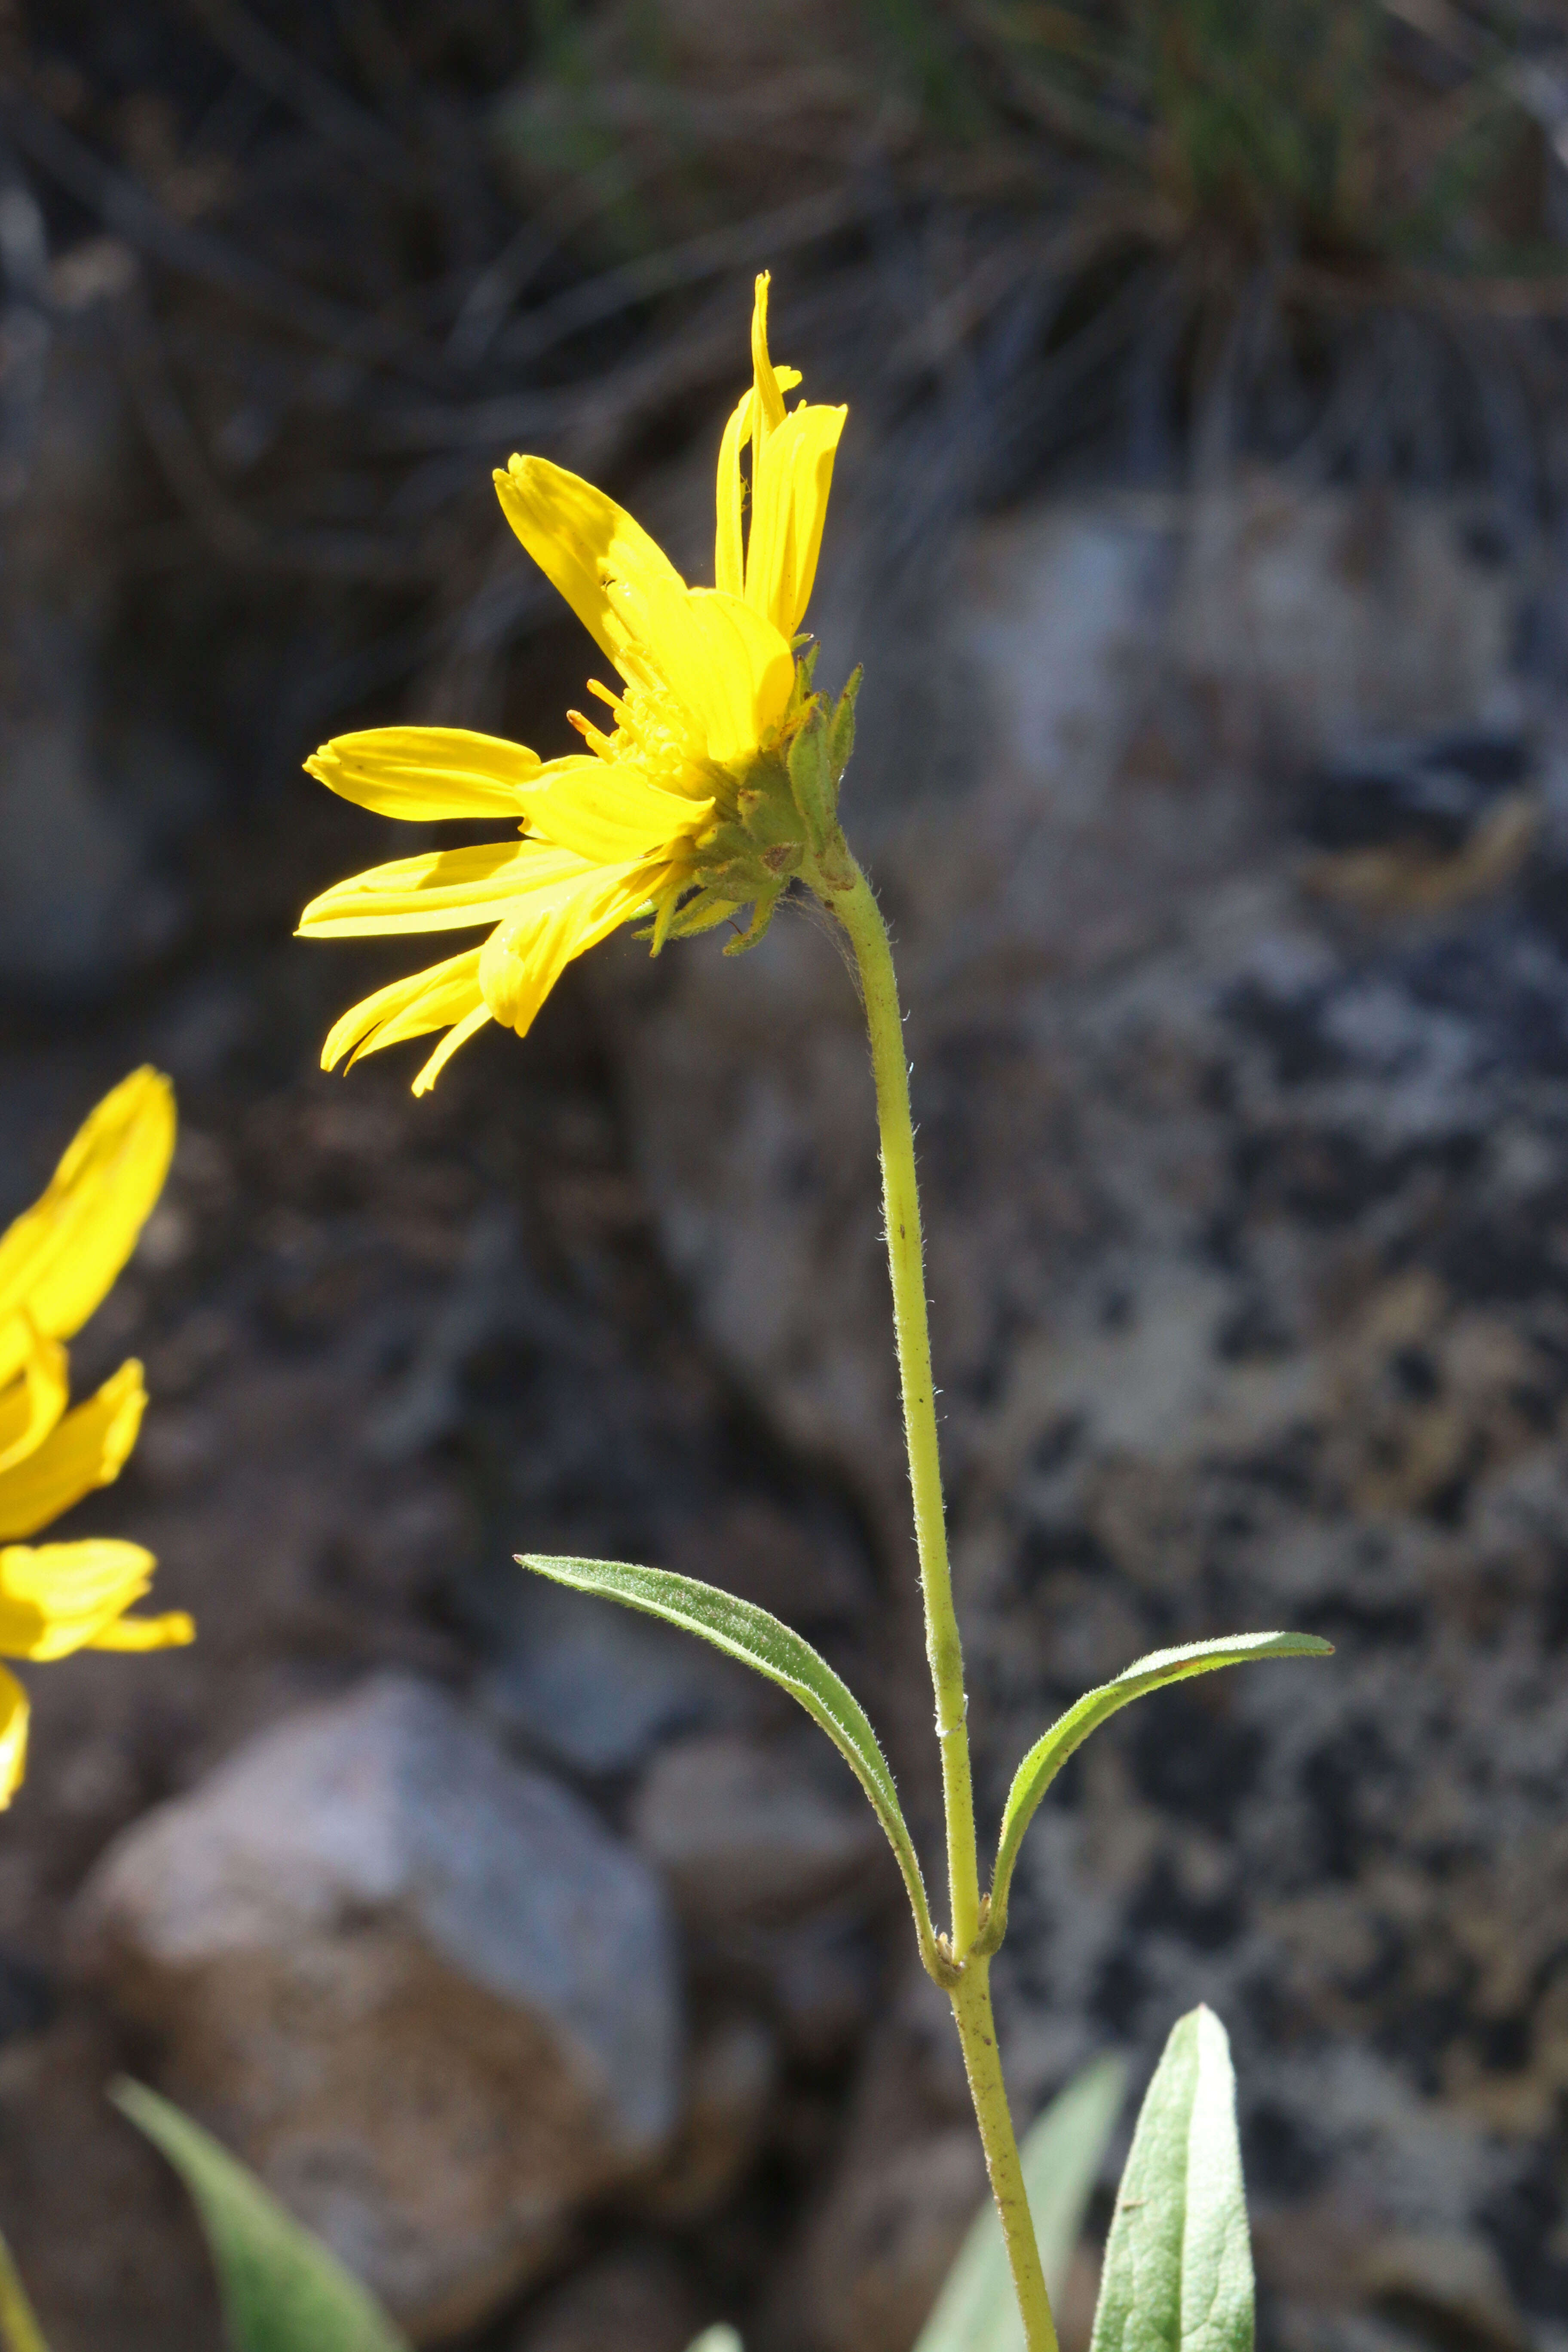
[0,1069,193,1805]
[299,271,851,1093]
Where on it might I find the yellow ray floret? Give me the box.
[299,269,848,1092]
[0,1073,192,1807]
[0,1068,174,1351]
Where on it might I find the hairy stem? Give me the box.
[834,859,980,1955]
[953,1962,1061,2352]
[832,854,1058,2352]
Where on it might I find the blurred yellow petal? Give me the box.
[479,858,658,1036]
[321,946,486,1072]
[305,727,541,821]
[494,457,683,663]
[0,1333,68,1477]
[0,1667,28,1807]
[522,756,713,862]
[0,1070,175,1343]
[0,1360,145,1542]
[298,842,580,937]
[746,400,847,637]
[0,1539,159,1661]
[88,1609,195,1651]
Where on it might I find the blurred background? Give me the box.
[5,1,1568,2347]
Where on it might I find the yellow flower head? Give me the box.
[298,272,854,1093]
[0,1069,193,1805]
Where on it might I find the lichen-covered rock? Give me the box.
[70,1675,680,2342]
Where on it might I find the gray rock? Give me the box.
[637,2008,778,2222]
[630,1730,884,1929]
[71,1675,680,2343]
[484,1574,744,1777]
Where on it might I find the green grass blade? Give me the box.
[0,2224,50,2352]
[915,2052,1127,2352]
[518,1553,939,1964]
[1090,2007,1253,2352]
[988,1633,1331,1941]
[113,2081,410,2352]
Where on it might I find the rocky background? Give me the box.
[6,4,1568,2351]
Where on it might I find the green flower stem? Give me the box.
[831,855,1060,2352]
[953,1959,1061,2352]
[833,859,981,1957]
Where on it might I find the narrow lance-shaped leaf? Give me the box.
[519,1553,941,1967]
[916,2052,1127,2352]
[986,1633,1331,1944]
[113,2081,410,2352]
[1090,2006,1253,2352]
[0,2223,49,2352]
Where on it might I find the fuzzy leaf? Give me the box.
[518,1553,939,1962]
[915,2052,1127,2352]
[1090,2007,1253,2352]
[113,2082,409,2352]
[988,1634,1331,1940]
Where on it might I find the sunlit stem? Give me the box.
[954,1960,1061,2352]
[833,857,980,1957]
[830,853,1059,2352]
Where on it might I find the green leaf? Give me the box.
[0,2223,50,2352]
[112,2081,410,2352]
[987,1634,1331,1943]
[1090,2006,1253,2352]
[916,2052,1127,2352]
[518,1553,941,1967]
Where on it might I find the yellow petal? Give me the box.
[522,756,713,863]
[411,1004,493,1097]
[713,351,802,598]
[88,1609,195,1651]
[749,271,789,461]
[321,946,486,1072]
[0,1667,29,1807]
[0,1360,145,1542]
[298,842,583,937]
[606,577,793,769]
[0,1332,68,1477]
[745,400,847,637]
[714,387,753,599]
[478,858,660,1035]
[493,457,684,664]
[0,1539,159,1661]
[304,727,541,821]
[0,1070,175,1343]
